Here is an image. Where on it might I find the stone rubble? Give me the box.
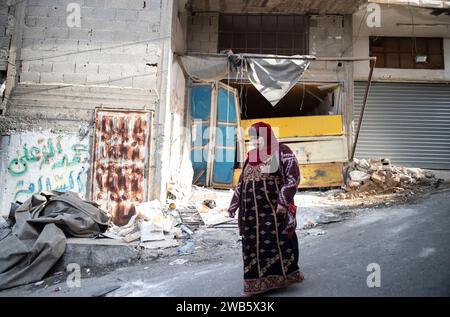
[337,158,442,200]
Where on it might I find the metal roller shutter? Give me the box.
[354,82,450,170]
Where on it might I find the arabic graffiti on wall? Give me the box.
[1,132,90,212]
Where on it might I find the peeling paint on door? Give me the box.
[91,110,152,226]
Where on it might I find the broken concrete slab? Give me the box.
[49,237,165,274]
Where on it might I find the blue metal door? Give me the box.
[211,84,239,188]
[190,84,212,186]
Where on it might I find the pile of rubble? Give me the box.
[337,158,442,200]
[102,186,236,252]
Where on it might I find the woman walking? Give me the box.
[228,122,304,296]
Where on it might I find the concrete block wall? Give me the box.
[308,15,347,71]
[186,12,218,53]
[19,0,162,89]
[0,4,14,70]
[185,13,350,71]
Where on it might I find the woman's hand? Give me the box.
[228,209,236,218]
[276,204,287,214]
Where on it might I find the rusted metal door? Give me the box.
[91,109,152,226]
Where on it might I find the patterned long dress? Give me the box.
[228,144,304,295]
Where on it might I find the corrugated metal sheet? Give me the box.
[91,110,152,226]
[354,82,450,170]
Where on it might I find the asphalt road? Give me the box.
[1,189,449,297]
[112,189,450,297]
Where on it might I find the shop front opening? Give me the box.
[227,81,341,120]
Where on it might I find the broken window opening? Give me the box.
[0,70,7,104]
[223,80,342,120]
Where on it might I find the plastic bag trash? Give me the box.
[177,241,194,255]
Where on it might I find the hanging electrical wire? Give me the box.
[299,82,306,112]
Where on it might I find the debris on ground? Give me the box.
[202,200,217,209]
[177,241,194,255]
[337,158,444,201]
[169,259,189,266]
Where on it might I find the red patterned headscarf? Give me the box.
[247,122,279,166]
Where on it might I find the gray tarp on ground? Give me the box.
[0,191,110,291]
[246,56,312,106]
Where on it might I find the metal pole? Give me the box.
[176,51,377,62]
[351,57,376,161]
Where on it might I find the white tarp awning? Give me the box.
[246,55,311,107]
[368,0,450,9]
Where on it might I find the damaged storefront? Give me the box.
[177,4,373,191]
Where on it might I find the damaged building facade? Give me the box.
[0,0,449,225]
[0,0,171,226]
[353,0,450,170]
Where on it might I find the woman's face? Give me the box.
[251,135,265,148]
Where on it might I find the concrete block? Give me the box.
[23,26,45,39]
[126,21,150,33]
[106,20,127,32]
[40,72,64,83]
[29,61,53,72]
[106,0,144,9]
[136,31,159,42]
[50,238,143,273]
[201,41,217,53]
[44,27,70,39]
[55,39,79,52]
[68,28,92,40]
[75,62,99,73]
[47,5,68,17]
[137,10,160,22]
[98,63,122,75]
[35,16,59,27]
[122,43,147,55]
[81,18,110,30]
[26,6,49,17]
[195,32,210,42]
[120,64,138,76]
[113,30,138,42]
[85,0,106,7]
[33,38,57,50]
[86,73,110,84]
[209,15,219,26]
[209,32,218,42]
[21,48,68,62]
[52,62,76,73]
[19,71,40,83]
[145,0,161,11]
[83,8,116,20]
[115,9,138,21]
[109,76,132,87]
[78,40,102,51]
[25,16,37,27]
[90,30,115,42]
[63,73,87,84]
[188,40,201,51]
[0,36,10,48]
[132,74,156,89]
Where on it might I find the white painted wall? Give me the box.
[353,4,450,81]
[0,130,90,215]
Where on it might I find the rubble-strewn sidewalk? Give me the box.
[1,158,449,294]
